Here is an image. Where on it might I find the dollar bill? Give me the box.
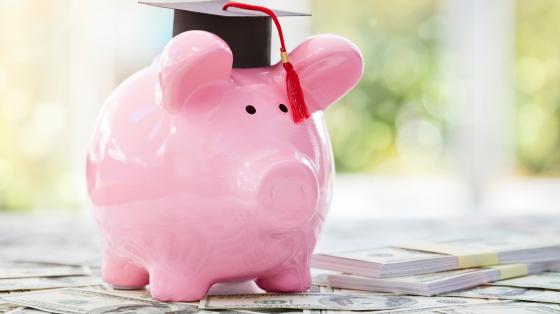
[1,246,101,267]
[318,308,447,314]
[91,284,266,314]
[305,307,446,314]
[0,301,21,313]
[5,307,50,314]
[319,285,389,295]
[370,308,458,314]
[307,286,500,313]
[0,288,196,314]
[306,302,511,314]
[304,303,513,314]
[447,285,560,304]
[200,293,496,311]
[0,266,89,279]
[0,276,101,292]
[93,285,205,309]
[436,302,560,313]
[334,302,560,314]
[89,285,154,300]
[490,272,560,290]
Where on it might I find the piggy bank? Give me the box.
[86,30,363,301]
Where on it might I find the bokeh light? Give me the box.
[311,0,444,174]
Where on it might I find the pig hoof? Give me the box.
[255,268,311,292]
[149,272,210,302]
[102,253,149,288]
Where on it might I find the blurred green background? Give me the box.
[315,0,443,174]
[0,0,558,211]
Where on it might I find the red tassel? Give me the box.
[283,62,310,124]
[223,2,312,124]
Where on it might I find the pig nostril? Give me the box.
[279,104,288,113]
[245,105,256,114]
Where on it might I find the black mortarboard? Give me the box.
[141,0,309,68]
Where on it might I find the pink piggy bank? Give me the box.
[86,30,363,301]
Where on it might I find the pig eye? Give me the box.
[279,104,288,113]
[245,105,256,114]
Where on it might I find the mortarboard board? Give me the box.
[140,0,309,68]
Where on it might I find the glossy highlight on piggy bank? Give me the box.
[86,30,363,301]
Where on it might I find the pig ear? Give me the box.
[157,31,233,114]
[283,35,364,113]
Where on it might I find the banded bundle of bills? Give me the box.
[311,235,560,278]
[323,261,556,296]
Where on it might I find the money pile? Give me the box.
[0,253,560,312]
[1,216,560,313]
[3,279,560,314]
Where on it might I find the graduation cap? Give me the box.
[141,0,312,123]
[141,0,309,68]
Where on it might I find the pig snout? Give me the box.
[256,157,319,228]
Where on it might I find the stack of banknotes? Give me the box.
[311,234,560,295]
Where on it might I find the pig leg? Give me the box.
[102,250,149,289]
[255,262,312,292]
[149,269,211,302]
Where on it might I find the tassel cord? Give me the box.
[223,2,311,123]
